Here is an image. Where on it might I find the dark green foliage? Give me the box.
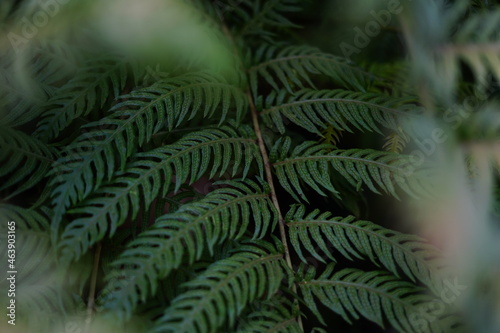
[259,89,419,135]
[248,44,375,97]
[0,126,57,199]
[100,180,277,320]
[153,240,287,333]
[230,0,302,41]
[286,205,445,294]
[57,126,263,263]
[35,56,132,141]
[271,138,427,201]
[1,0,483,332]
[234,297,302,332]
[298,265,458,332]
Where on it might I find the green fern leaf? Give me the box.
[270,137,426,202]
[286,205,445,294]
[0,67,46,127]
[0,126,57,199]
[35,56,132,141]
[248,44,375,97]
[152,240,287,333]
[0,204,50,231]
[451,9,500,86]
[384,129,410,153]
[260,89,418,135]
[234,297,301,333]
[48,73,248,244]
[100,180,277,320]
[231,0,302,41]
[0,206,76,333]
[57,126,262,263]
[0,41,80,127]
[299,265,458,332]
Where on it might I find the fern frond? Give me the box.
[320,125,344,146]
[234,297,301,333]
[286,205,445,293]
[0,71,47,127]
[152,240,287,333]
[298,265,458,332]
[48,73,248,241]
[0,126,57,198]
[231,0,301,41]
[368,61,414,97]
[259,89,418,135]
[0,41,79,127]
[0,206,76,332]
[57,126,262,263]
[35,56,132,141]
[100,180,277,320]
[449,8,500,86]
[248,44,374,96]
[0,66,46,127]
[0,204,50,231]
[383,129,410,153]
[17,40,81,88]
[270,138,426,202]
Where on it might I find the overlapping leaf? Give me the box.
[299,265,459,332]
[152,240,287,333]
[48,73,248,243]
[231,0,302,41]
[271,137,428,201]
[234,297,302,333]
[57,126,262,263]
[248,44,375,97]
[260,89,419,135]
[35,56,132,141]
[0,126,57,199]
[100,180,277,320]
[286,205,445,294]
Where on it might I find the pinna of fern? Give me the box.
[57,124,263,264]
[99,179,277,320]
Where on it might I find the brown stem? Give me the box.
[247,92,293,268]
[219,13,304,330]
[247,91,304,331]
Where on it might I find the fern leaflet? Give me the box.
[152,240,287,333]
[299,265,458,332]
[35,56,132,141]
[286,205,445,294]
[271,138,427,202]
[234,297,302,333]
[100,180,277,320]
[0,126,57,199]
[259,89,418,135]
[57,126,263,263]
[48,73,248,244]
[231,0,301,40]
[248,44,375,97]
